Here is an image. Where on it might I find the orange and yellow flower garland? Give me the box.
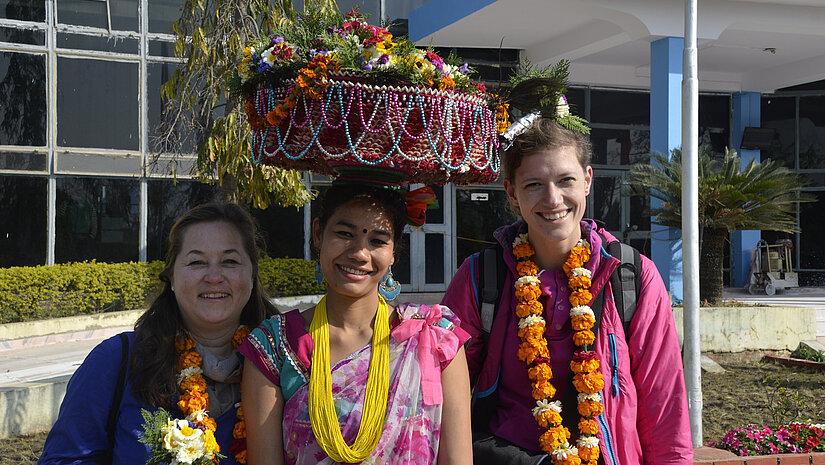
[512,233,605,465]
[176,326,252,464]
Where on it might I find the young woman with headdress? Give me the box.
[441,63,694,464]
[239,182,473,464]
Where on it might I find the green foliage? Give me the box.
[760,365,817,425]
[626,147,814,235]
[791,346,825,363]
[0,261,165,324]
[138,408,171,465]
[0,258,323,324]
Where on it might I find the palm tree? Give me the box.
[627,147,814,305]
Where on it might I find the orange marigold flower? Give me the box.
[512,243,536,260]
[233,420,246,439]
[559,456,582,465]
[180,373,207,393]
[573,371,605,394]
[233,328,251,349]
[236,405,244,421]
[266,110,282,126]
[570,358,600,374]
[539,426,570,452]
[571,314,596,331]
[516,260,540,277]
[517,338,549,365]
[568,275,592,291]
[577,399,604,417]
[438,75,455,90]
[515,300,543,318]
[177,351,202,371]
[536,409,562,428]
[284,95,298,109]
[518,322,546,341]
[178,389,209,414]
[175,336,195,353]
[569,289,593,307]
[527,362,552,381]
[532,379,556,400]
[578,418,599,435]
[579,445,600,462]
[515,284,542,303]
[235,450,248,464]
[573,329,596,347]
[193,416,217,432]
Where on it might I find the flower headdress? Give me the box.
[494,60,590,151]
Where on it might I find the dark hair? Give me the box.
[130,202,276,407]
[315,183,407,249]
[503,119,593,183]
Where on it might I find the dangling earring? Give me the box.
[378,267,401,301]
[314,262,324,286]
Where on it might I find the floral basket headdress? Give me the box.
[232,9,500,186]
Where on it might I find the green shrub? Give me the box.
[0,257,323,324]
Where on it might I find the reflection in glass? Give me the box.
[0,152,47,171]
[57,57,139,150]
[799,191,824,270]
[148,0,182,33]
[454,188,514,266]
[0,0,45,21]
[57,33,139,53]
[424,233,444,284]
[799,96,825,169]
[592,176,621,232]
[762,96,795,168]
[0,26,45,44]
[0,52,46,146]
[56,177,140,263]
[148,62,195,153]
[590,90,649,125]
[590,128,650,166]
[147,180,218,260]
[58,0,138,31]
[0,175,46,266]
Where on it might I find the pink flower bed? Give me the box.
[712,423,825,456]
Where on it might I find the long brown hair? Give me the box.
[130,202,276,407]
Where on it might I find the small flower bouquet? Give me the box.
[232,8,500,185]
[713,423,825,456]
[138,408,223,465]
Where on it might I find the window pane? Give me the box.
[566,88,586,120]
[699,95,730,156]
[148,40,176,57]
[58,0,138,31]
[0,175,46,266]
[799,191,825,270]
[56,177,139,263]
[592,176,621,232]
[148,0,182,33]
[0,52,46,146]
[57,32,139,53]
[56,152,141,175]
[0,151,47,171]
[590,90,649,125]
[424,233,443,284]
[454,187,513,265]
[0,0,45,21]
[147,179,218,260]
[148,62,195,153]
[799,96,825,169]
[762,96,795,168]
[0,26,45,45]
[589,128,650,166]
[423,184,443,224]
[57,57,139,150]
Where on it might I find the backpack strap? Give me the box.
[599,232,642,338]
[478,243,505,335]
[106,332,129,458]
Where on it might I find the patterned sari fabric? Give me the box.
[240,303,470,465]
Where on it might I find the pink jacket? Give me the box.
[441,219,693,465]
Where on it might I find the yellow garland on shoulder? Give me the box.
[512,232,605,465]
[175,326,250,464]
[308,295,390,463]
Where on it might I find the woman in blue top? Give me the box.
[39,202,277,464]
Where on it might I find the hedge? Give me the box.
[0,257,324,324]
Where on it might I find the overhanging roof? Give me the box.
[409,0,825,93]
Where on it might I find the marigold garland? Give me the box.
[176,326,251,464]
[512,232,605,465]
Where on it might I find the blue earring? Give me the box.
[378,267,401,301]
[314,262,324,286]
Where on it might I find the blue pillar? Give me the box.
[650,37,684,303]
[732,92,762,287]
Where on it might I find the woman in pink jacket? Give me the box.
[441,119,693,465]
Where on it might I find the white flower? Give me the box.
[577,392,602,403]
[556,95,570,118]
[512,233,530,247]
[570,305,594,318]
[185,410,209,423]
[532,399,562,417]
[176,366,203,384]
[551,442,578,459]
[518,314,545,328]
[261,46,276,67]
[516,275,540,287]
[570,267,591,278]
[577,435,600,448]
[576,238,591,250]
